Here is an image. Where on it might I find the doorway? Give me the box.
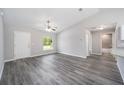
[14,31,31,59]
[102,34,112,54]
[89,28,115,56]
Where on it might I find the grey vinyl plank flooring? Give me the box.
[0,53,123,85]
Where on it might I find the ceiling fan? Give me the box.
[46,20,57,32]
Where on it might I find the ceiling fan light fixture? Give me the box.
[45,19,57,32]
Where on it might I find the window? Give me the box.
[43,36,53,50]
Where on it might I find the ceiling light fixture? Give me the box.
[97,25,105,30]
[99,27,104,30]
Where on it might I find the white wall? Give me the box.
[0,11,4,79]
[85,30,92,56]
[57,23,87,58]
[4,26,57,60]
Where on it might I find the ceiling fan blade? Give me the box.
[52,28,56,31]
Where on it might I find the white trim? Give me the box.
[0,62,4,80]
[4,51,57,63]
[4,59,16,63]
[58,51,87,58]
[91,52,102,55]
[102,48,112,53]
[100,32,103,55]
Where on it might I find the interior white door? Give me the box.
[86,34,89,56]
[14,31,31,59]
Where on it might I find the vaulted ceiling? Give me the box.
[2,8,99,32]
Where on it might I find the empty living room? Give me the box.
[0,7,124,86]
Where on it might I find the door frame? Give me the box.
[14,31,31,59]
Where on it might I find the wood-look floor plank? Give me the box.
[0,53,123,85]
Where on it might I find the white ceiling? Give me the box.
[2,8,99,32]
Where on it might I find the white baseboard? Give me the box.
[0,62,4,80]
[4,51,57,63]
[102,48,112,53]
[91,53,102,55]
[58,51,87,58]
[4,59,16,63]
